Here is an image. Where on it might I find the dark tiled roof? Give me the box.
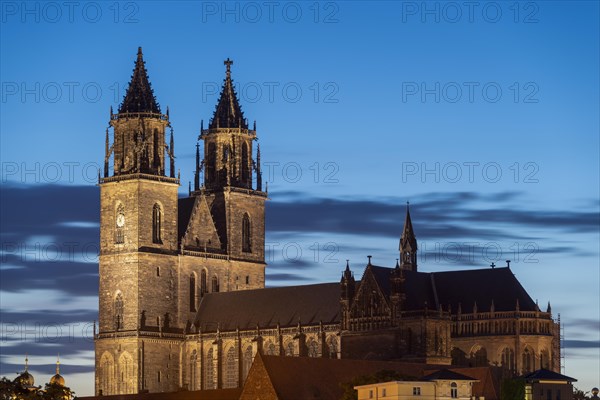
[521,368,577,382]
[403,270,438,311]
[194,283,340,332]
[366,265,536,313]
[79,388,241,400]
[432,267,537,312]
[422,368,477,381]
[118,47,161,114]
[177,197,196,240]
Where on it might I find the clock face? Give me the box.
[116,213,125,228]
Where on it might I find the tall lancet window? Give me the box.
[114,293,124,330]
[242,213,251,253]
[200,270,207,297]
[241,142,249,184]
[189,273,197,312]
[152,203,162,244]
[207,143,216,184]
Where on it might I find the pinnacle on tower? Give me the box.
[209,58,248,129]
[118,47,161,114]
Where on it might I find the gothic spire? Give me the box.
[399,202,418,271]
[401,202,417,249]
[209,58,248,129]
[118,47,161,114]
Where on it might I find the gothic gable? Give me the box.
[181,195,222,251]
[349,265,391,320]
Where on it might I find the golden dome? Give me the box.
[50,373,65,386]
[49,355,65,386]
[14,370,34,387]
[14,356,35,387]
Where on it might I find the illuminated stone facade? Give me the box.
[94,48,560,395]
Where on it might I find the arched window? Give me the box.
[284,341,294,356]
[326,336,338,359]
[212,276,219,293]
[540,349,550,369]
[114,293,124,330]
[242,213,251,253]
[152,203,162,244]
[241,142,249,184]
[189,350,197,390]
[190,273,197,312]
[307,339,319,357]
[264,341,276,355]
[224,347,237,388]
[118,352,133,394]
[115,204,125,244]
[522,347,533,373]
[450,382,458,398]
[200,270,207,296]
[471,346,487,367]
[205,348,214,389]
[207,143,216,185]
[100,352,115,395]
[502,347,515,371]
[243,346,253,380]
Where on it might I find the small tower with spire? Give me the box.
[399,202,418,271]
[340,260,356,330]
[189,58,267,264]
[106,47,174,177]
[198,58,261,191]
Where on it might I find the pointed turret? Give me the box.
[340,260,356,301]
[256,144,262,191]
[194,142,200,191]
[169,127,175,178]
[399,202,418,271]
[119,47,161,114]
[209,58,247,129]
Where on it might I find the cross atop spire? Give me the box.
[224,58,233,76]
[25,354,29,371]
[56,354,60,374]
[118,46,161,114]
[209,58,248,129]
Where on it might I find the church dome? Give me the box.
[50,356,65,386]
[50,373,65,386]
[14,370,34,387]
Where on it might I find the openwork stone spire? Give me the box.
[399,202,418,271]
[209,58,247,129]
[119,47,161,114]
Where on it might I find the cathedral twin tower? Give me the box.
[96,48,267,394]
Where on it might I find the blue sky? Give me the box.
[1,0,599,396]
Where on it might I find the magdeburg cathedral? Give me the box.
[94,48,561,395]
